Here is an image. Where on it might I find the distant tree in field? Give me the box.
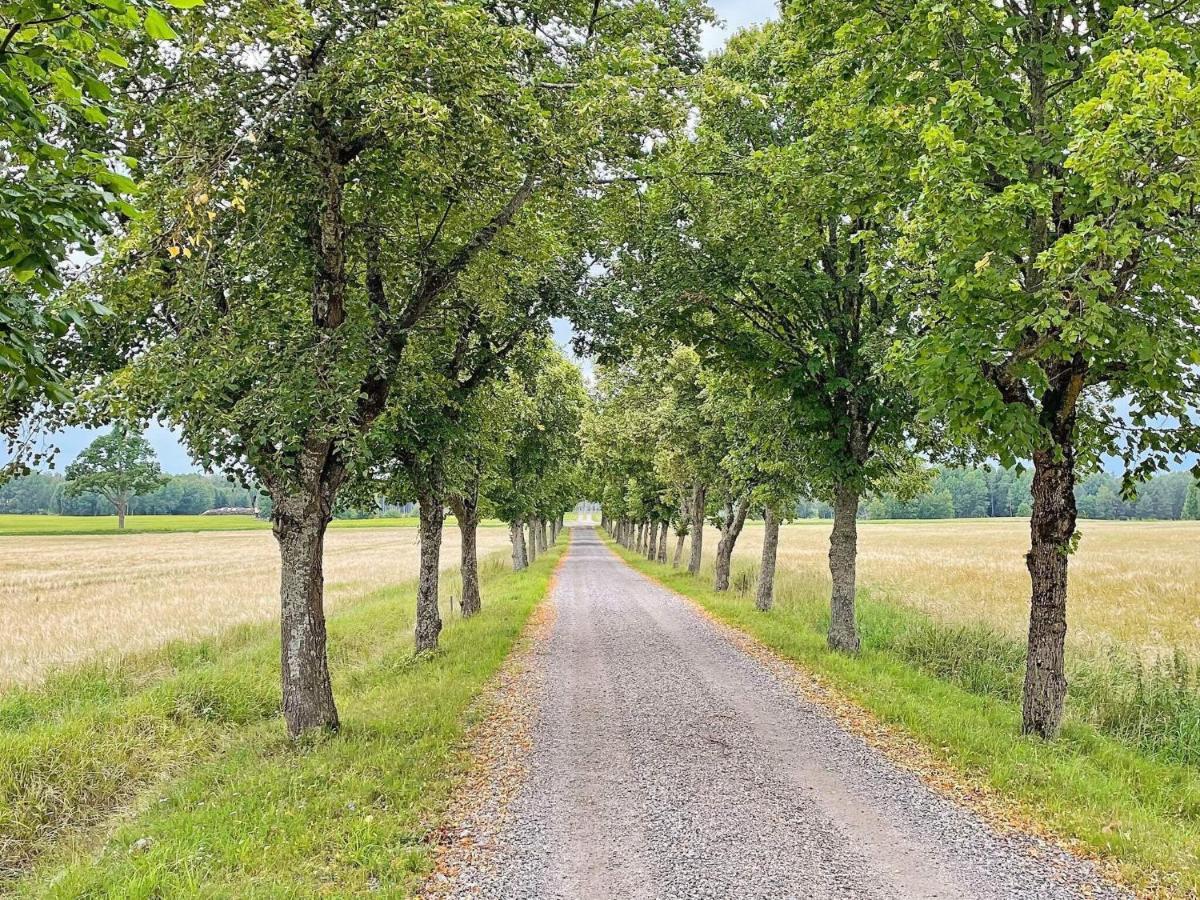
[64,426,167,528]
[867,0,1200,736]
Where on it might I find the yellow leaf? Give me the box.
[182,247,192,258]
[167,246,180,258]
[974,252,992,273]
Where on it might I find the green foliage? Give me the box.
[480,345,589,526]
[1183,481,1200,521]
[0,470,259,516]
[850,0,1200,475]
[0,0,180,437]
[586,18,923,503]
[83,0,709,503]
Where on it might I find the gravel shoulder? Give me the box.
[430,527,1129,900]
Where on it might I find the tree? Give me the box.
[587,19,923,652]
[84,0,707,737]
[64,424,167,527]
[864,0,1200,737]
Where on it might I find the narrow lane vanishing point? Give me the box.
[440,527,1128,900]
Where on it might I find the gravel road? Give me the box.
[443,527,1127,900]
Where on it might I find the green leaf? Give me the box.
[144,8,178,41]
[98,49,130,68]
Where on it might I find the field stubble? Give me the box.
[718,518,1200,658]
[1,526,510,687]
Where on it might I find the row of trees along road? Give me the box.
[580,2,1200,740]
[7,0,711,737]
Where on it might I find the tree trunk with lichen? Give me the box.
[272,466,340,738]
[1023,397,1080,739]
[449,493,481,617]
[688,482,706,576]
[510,518,528,571]
[827,483,861,653]
[713,495,750,592]
[415,489,445,652]
[756,506,781,611]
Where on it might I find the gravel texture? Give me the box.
[436,527,1129,900]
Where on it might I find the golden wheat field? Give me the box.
[0,526,510,687]
[711,518,1200,658]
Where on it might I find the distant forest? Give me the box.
[3,468,1197,522]
[855,467,1200,521]
[0,472,261,516]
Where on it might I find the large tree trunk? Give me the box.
[539,519,549,552]
[647,520,658,561]
[657,521,669,563]
[827,483,861,653]
[1023,439,1078,739]
[273,490,339,737]
[449,494,481,617]
[510,518,528,571]
[527,519,538,564]
[415,490,444,653]
[756,506,781,612]
[713,496,750,592]
[117,495,127,530]
[688,482,706,575]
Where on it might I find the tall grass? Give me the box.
[719,555,1200,767]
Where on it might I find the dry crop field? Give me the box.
[0,526,510,687]
[715,518,1200,658]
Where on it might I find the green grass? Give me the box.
[0,514,508,536]
[605,534,1200,896]
[2,540,564,896]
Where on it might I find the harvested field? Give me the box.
[0,526,510,686]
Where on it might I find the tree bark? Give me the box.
[647,519,658,561]
[449,494,481,617]
[415,490,444,653]
[117,496,127,530]
[657,521,669,563]
[756,506,781,612]
[1023,441,1077,738]
[673,529,686,568]
[539,518,549,552]
[273,490,339,737]
[687,481,706,575]
[827,483,861,653]
[510,518,528,571]
[527,519,538,564]
[713,495,749,592]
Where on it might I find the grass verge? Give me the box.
[2,538,565,897]
[604,533,1200,897]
